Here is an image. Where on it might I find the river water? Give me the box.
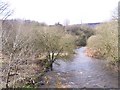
[40,47,118,88]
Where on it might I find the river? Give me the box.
[40,47,118,88]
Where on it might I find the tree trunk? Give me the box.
[6,53,13,88]
[50,62,53,71]
[6,71,10,88]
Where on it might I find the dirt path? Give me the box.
[40,47,118,88]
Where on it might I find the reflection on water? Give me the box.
[43,47,118,88]
[54,47,104,72]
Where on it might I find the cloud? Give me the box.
[6,0,119,24]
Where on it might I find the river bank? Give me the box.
[39,47,118,88]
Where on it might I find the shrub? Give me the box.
[87,21,118,65]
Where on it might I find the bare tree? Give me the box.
[112,6,119,21]
[0,1,13,20]
[1,20,41,88]
[87,21,118,65]
[64,19,70,26]
[34,26,75,71]
[0,1,13,88]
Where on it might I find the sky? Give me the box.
[4,0,119,25]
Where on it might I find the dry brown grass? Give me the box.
[1,53,44,88]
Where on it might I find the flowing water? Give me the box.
[40,47,118,88]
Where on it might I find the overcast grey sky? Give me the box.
[4,0,119,25]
